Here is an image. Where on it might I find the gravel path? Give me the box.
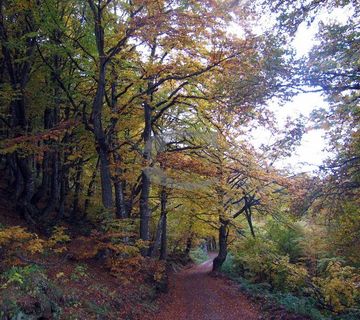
[154,254,261,320]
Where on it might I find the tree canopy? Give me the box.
[0,0,359,319]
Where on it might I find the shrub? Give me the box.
[267,219,304,262]
[1,264,43,290]
[329,203,360,266]
[0,265,63,319]
[0,225,70,267]
[0,226,44,264]
[272,256,309,292]
[46,226,71,253]
[189,247,209,264]
[333,309,360,320]
[220,252,236,275]
[314,261,360,312]
[231,236,277,282]
[272,293,324,320]
[71,264,89,282]
[224,272,324,320]
[231,237,308,292]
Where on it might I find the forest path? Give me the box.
[154,253,261,320]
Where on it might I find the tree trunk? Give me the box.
[140,171,151,241]
[159,187,168,260]
[148,186,168,258]
[149,214,163,258]
[185,235,192,257]
[89,1,113,208]
[107,63,127,218]
[56,166,67,222]
[16,156,39,223]
[41,151,61,218]
[54,131,71,222]
[6,154,23,200]
[245,207,256,238]
[114,179,127,218]
[139,38,157,248]
[84,157,100,216]
[1,5,39,222]
[71,163,83,220]
[93,61,113,209]
[139,101,153,244]
[213,217,229,272]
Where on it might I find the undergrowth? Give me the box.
[0,221,167,319]
[220,234,360,320]
[189,247,209,264]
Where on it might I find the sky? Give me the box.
[269,26,328,173]
[248,5,354,174]
[241,26,330,174]
[268,94,329,173]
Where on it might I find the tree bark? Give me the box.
[245,207,256,238]
[149,214,163,258]
[148,186,168,258]
[109,68,127,219]
[139,101,153,244]
[159,186,168,260]
[84,157,100,216]
[93,59,113,208]
[114,179,127,218]
[88,1,113,209]
[213,217,229,272]
[185,235,192,257]
[71,163,83,220]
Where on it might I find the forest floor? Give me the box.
[0,179,308,319]
[0,181,160,320]
[153,253,261,320]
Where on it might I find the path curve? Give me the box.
[154,254,261,320]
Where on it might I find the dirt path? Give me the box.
[154,254,261,320]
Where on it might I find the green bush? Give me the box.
[0,264,63,319]
[333,309,360,320]
[220,253,236,275]
[225,273,325,320]
[273,293,324,320]
[1,264,43,290]
[266,219,304,262]
[230,236,308,292]
[71,264,89,281]
[314,261,360,313]
[189,247,209,264]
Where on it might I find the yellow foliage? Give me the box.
[269,256,309,292]
[0,226,32,243]
[286,263,308,289]
[56,272,65,279]
[46,226,70,253]
[153,263,166,282]
[135,239,150,250]
[0,226,44,262]
[232,237,309,292]
[315,261,360,312]
[108,256,143,278]
[0,225,72,267]
[70,229,142,262]
[25,238,45,254]
[106,242,140,256]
